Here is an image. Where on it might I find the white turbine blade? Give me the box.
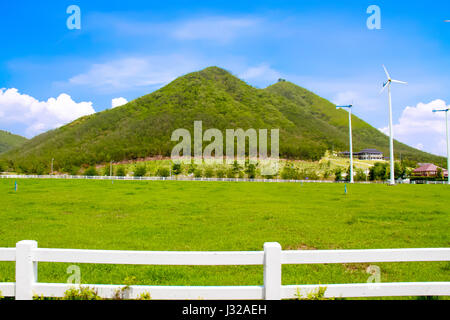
[382,65,391,79]
[391,79,407,85]
[379,82,388,94]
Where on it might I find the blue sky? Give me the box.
[1,0,450,155]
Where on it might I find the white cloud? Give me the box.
[68,55,202,93]
[379,99,449,156]
[111,97,128,108]
[0,88,95,138]
[88,14,262,44]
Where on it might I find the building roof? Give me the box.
[359,148,382,154]
[413,163,447,173]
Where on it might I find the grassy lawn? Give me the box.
[0,179,449,298]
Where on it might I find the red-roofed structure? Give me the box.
[412,163,448,178]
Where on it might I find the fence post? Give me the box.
[263,242,282,300]
[15,240,38,300]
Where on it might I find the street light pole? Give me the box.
[51,158,54,175]
[433,108,450,184]
[387,84,395,185]
[336,105,354,183]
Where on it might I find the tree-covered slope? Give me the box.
[0,130,27,154]
[2,67,445,173]
[265,81,445,166]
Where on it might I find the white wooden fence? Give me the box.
[0,174,388,184]
[0,241,449,300]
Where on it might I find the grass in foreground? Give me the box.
[0,179,449,299]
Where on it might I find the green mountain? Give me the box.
[2,67,445,173]
[0,130,27,154]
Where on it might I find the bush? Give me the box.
[204,167,214,178]
[116,166,126,176]
[355,169,367,181]
[281,165,297,180]
[172,163,182,175]
[134,165,147,177]
[226,168,235,178]
[216,168,226,178]
[193,169,203,178]
[62,286,101,300]
[245,164,256,179]
[156,167,170,177]
[0,160,8,172]
[84,166,98,176]
[334,168,342,181]
[295,287,332,300]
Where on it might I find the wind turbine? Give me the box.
[380,65,407,185]
[336,104,354,183]
[432,108,450,184]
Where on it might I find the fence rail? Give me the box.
[0,174,396,184]
[0,241,449,300]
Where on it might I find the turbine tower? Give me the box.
[432,108,450,184]
[336,104,354,183]
[380,65,407,185]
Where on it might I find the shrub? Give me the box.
[193,169,203,178]
[137,291,152,300]
[156,167,170,177]
[281,165,297,180]
[84,166,98,176]
[62,286,101,300]
[245,164,256,179]
[0,160,8,172]
[204,167,214,178]
[226,168,235,178]
[116,166,126,176]
[355,169,367,181]
[216,168,226,178]
[172,163,182,175]
[295,287,331,300]
[334,168,342,181]
[134,165,147,177]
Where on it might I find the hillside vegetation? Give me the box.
[0,130,27,154]
[1,67,445,174]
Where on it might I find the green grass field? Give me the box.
[0,179,449,299]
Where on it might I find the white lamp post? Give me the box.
[433,108,450,184]
[336,104,354,183]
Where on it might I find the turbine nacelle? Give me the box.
[380,65,407,94]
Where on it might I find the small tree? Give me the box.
[134,165,147,177]
[245,164,256,179]
[116,166,126,177]
[354,169,367,181]
[193,169,203,178]
[437,167,443,180]
[156,167,170,177]
[172,163,182,175]
[216,168,226,178]
[204,167,214,178]
[334,168,342,181]
[84,166,98,176]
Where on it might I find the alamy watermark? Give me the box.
[367,5,381,30]
[366,265,381,290]
[171,121,280,175]
[66,5,81,30]
[66,265,81,284]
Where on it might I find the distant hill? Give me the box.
[265,81,443,165]
[2,67,445,173]
[0,130,27,154]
